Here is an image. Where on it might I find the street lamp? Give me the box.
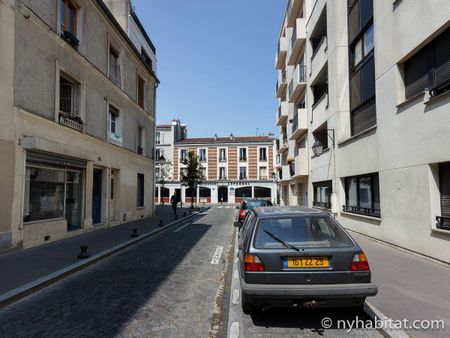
[311,129,335,157]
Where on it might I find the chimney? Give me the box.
[214,134,218,141]
[230,133,235,141]
[103,0,130,33]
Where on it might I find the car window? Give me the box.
[246,200,269,209]
[254,216,354,249]
[242,212,256,249]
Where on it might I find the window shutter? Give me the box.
[439,163,450,217]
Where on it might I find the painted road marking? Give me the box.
[232,288,240,304]
[229,322,239,338]
[210,246,224,264]
[173,222,192,233]
[233,270,239,279]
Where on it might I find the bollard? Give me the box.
[131,228,139,238]
[183,211,186,217]
[159,220,163,227]
[175,214,178,220]
[189,209,192,214]
[78,245,90,259]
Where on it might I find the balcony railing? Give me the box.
[291,26,297,48]
[292,112,298,133]
[313,201,331,209]
[219,157,227,162]
[239,157,247,162]
[298,64,306,83]
[239,175,247,180]
[59,112,85,132]
[436,216,450,231]
[342,205,381,218]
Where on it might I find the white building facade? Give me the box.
[276,0,450,263]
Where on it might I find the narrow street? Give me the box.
[0,207,382,337]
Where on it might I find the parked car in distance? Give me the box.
[236,198,273,224]
[236,206,378,313]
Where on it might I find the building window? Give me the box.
[137,173,144,207]
[58,74,83,132]
[404,27,449,99]
[109,46,121,86]
[201,167,207,179]
[60,0,79,47]
[219,148,227,162]
[348,0,376,136]
[108,105,122,146]
[137,75,145,108]
[137,126,144,155]
[239,167,247,180]
[343,172,380,217]
[259,167,268,180]
[313,181,332,208]
[156,132,161,145]
[155,148,163,161]
[239,148,247,161]
[155,167,161,180]
[437,162,450,231]
[141,47,152,69]
[219,167,227,180]
[259,147,267,161]
[313,122,329,151]
[180,149,188,162]
[199,149,207,162]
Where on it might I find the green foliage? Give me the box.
[180,151,205,206]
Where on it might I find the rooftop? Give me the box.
[175,136,273,145]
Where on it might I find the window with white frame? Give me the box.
[199,149,207,162]
[239,167,247,180]
[59,73,80,118]
[180,149,188,162]
[155,148,163,161]
[155,166,161,179]
[219,167,227,180]
[156,132,161,145]
[219,148,227,162]
[108,104,122,146]
[259,147,267,161]
[259,166,268,179]
[239,148,247,161]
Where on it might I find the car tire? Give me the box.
[241,293,254,314]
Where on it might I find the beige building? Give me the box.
[155,120,277,205]
[0,0,158,251]
[276,0,450,263]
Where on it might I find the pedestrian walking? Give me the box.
[170,194,178,215]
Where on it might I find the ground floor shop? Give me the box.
[155,181,277,205]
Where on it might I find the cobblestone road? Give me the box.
[0,207,236,338]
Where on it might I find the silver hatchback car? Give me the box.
[236,207,378,313]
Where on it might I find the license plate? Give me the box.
[283,257,329,268]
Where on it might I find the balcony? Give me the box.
[281,164,291,181]
[279,135,288,153]
[290,108,307,140]
[288,64,307,103]
[311,92,329,130]
[310,36,327,83]
[108,133,123,147]
[58,112,85,133]
[288,18,306,66]
[276,68,287,98]
[275,36,287,69]
[287,0,304,28]
[276,101,289,126]
[293,149,308,178]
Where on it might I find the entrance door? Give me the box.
[92,169,102,224]
[218,186,228,203]
[109,170,116,221]
[175,188,181,203]
[66,170,82,230]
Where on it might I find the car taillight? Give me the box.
[239,209,246,218]
[244,254,265,272]
[350,252,370,271]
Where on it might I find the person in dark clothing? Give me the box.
[170,194,178,215]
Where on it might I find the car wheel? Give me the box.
[241,293,254,314]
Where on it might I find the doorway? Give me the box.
[66,170,82,230]
[92,168,102,224]
[109,169,116,222]
[218,186,228,203]
[175,188,181,203]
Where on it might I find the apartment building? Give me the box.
[275,0,311,207]
[0,0,158,250]
[154,121,277,205]
[276,0,450,262]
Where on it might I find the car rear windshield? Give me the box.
[242,200,270,210]
[254,216,354,249]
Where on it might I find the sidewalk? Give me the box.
[0,205,191,296]
[351,231,450,338]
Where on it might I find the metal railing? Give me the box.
[343,205,381,218]
[436,216,450,231]
[59,113,85,132]
[313,201,331,209]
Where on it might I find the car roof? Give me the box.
[251,206,329,218]
[243,198,270,201]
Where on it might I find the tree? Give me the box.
[156,160,172,205]
[180,150,204,208]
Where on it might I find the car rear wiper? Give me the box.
[263,229,300,252]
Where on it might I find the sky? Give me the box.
[132,0,286,138]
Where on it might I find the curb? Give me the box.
[0,209,205,309]
[363,302,409,338]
